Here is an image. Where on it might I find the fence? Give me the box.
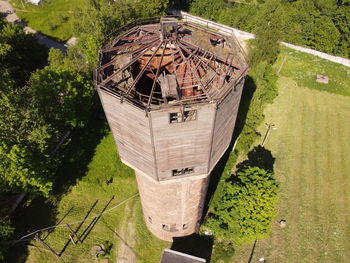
[170,10,350,68]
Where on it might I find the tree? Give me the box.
[204,166,279,245]
[0,218,14,260]
[0,18,47,86]
[189,0,227,21]
[27,66,95,130]
[249,0,286,65]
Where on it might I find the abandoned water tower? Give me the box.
[95,17,248,241]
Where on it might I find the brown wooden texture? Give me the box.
[209,80,244,171]
[98,89,157,179]
[150,104,216,180]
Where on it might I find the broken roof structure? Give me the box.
[96,17,248,111]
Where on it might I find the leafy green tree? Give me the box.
[0,218,14,260]
[73,0,168,67]
[189,0,227,21]
[27,67,95,130]
[0,18,47,86]
[204,166,279,245]
[249,0,286,65]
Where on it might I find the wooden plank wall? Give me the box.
[98,89,157,179]
[209,81,245,171]
[150,104,216,180]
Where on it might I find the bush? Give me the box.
[204,166,279,245]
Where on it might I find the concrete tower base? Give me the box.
[135,171,210,241]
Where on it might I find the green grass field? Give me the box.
[232,76,350,262]
[275,47,350,97]
[23,133,169,263]
[10,0,87,41]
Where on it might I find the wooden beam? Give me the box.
[176,42,212,100]
[179,39,242,69]
[99,40,160,86]
[99,38,159,72]
[147,41,167,106]
[126,41,164,95]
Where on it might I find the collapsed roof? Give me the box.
[96,17,248,110]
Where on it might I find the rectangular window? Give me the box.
[169,110,197,123]
[172,167,194,176]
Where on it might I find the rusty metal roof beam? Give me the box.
[102,36,159,53]
[179,39,241,70]
[177,41,212,101]
[147,41,167,107]
[99,40,160,85]
[178,42,219,76]
[99,38,159,71]
[126,41,164,95]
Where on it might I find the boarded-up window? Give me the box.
[169,110,197,123]
[172,167,194,176]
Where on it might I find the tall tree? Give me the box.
[204,166,279,245]
[249,0,286,65]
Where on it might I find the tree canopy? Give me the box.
[204,166,279,245]
[189,0,350,58]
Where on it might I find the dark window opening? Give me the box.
[148,216,152,223]
[169,110,197,123]
[183,224,188,230]
[172,167,194,176]
[162,224,169,231]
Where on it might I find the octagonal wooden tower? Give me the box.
[95,17,248,241]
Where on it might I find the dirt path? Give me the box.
[0,0,67,52]
[115,201,137,263]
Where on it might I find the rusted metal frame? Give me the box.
[180,44,217,93]
[203,53,215,69]
[108,26,140,48]
[179,39,241,69]
[186,46,200,61]
[193,50,208,69]
[100,40,160,85]
[178,44,218,94]
[126,41,164,95]
[147,41,167,106]
[177,42,212,101]
[217,66,249,105]
[99,38,159,71]
[102,36,158,53]
[178,42,218,76]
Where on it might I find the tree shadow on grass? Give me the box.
[6,105,110,262]
[202,75,257,221]
[53,113,110,197]
[171,234,214,262]
[236,145,275,173]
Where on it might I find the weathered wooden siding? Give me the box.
[150,104,216,180]
[97,89,157,179]
[209,81,245,171]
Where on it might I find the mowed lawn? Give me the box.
[10,0,87,41]
[233,77,350,263]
